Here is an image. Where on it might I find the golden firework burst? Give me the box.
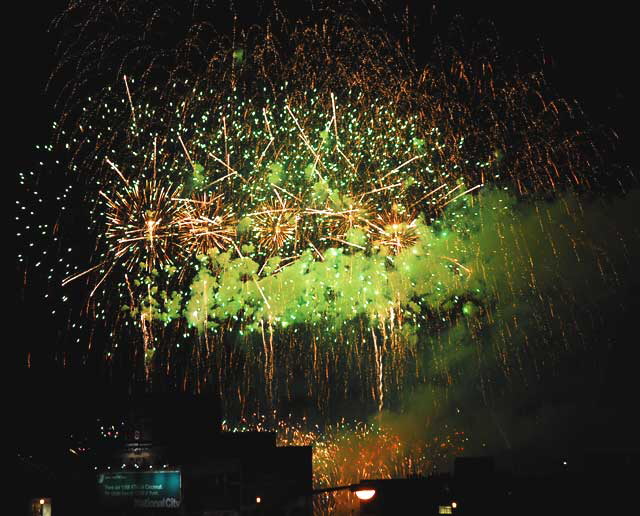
[251,198,299,253]
[176,193,237,255]
[102,179,182,271]
[372,204,419,254]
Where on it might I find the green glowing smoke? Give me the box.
[378,187,640,456]
[133,192,487,333]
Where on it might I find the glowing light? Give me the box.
[354,488,376,501]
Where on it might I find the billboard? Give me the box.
[97,470,181,509]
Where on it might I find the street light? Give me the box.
[312,482,377,502]
[353,488,376,501]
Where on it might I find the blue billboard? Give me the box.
[97,470,181,509]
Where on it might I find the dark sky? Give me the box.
[13,1,638,459]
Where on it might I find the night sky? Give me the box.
[14,1,639,468]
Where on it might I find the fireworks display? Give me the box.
[17,0,639,500]
[224,414,467,513]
